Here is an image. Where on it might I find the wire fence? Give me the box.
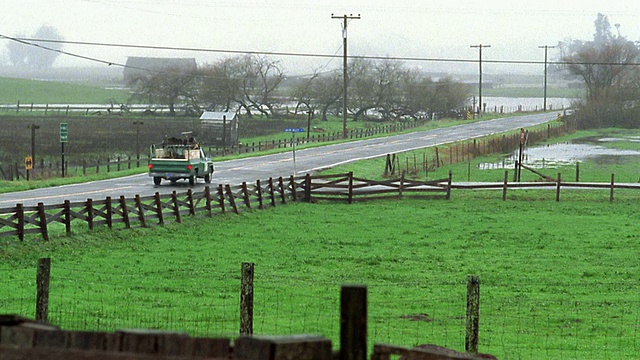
[1,262,638,359]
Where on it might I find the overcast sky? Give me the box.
[1,0,639,75]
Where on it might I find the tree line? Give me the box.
[127,55,471,121]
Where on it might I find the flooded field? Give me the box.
[479,136,640,170]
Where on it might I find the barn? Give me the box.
[200,111,239,146]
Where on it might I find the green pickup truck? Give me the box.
[148,137,214,186]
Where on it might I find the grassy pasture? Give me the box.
[0,190,638,359]
[0,77,129,105]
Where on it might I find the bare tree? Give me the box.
[562,13,640,128]
[130,66,199,116]
[198,59,241,112]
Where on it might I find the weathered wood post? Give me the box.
[465,275,480,354]
[36,257,51,322]
[502,171,509,201]
[63,200,72,234]
[37,202,49,241]
[576,162,580,182]
[348,172,354,204]
[119,196,130,229]
[446,170,453,200]
[340,285,367,360]
[610,173,615,203]
[555,172,562,202]
[304,174,312,202]
[240,262,254,335]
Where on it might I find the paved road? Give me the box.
[0,113,557,208]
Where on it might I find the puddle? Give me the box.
[479,138,640,170]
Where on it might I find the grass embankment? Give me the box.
[1,192,638,359]
[324,127,640,185]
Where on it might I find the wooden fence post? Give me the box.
[556,173,562,202]
[268,177,276,207]
[187,189,195,216]
[204,186,213,217]
[340,285,367,360]
[218,185,226,214]
[226,185,239,214]
[278,177,287,204]
[241,182,251,209]
[63,200,72,234]
[398,171,405,200]
[304,174,312,202]
[154,192,164,224]
[37,202,49,241]
[36,257,51,322]
[256,180,264,209]
[119,196,130,229]
[348,172,354,204]
[240,262,254,335]
[135,194,147,227]
[446,170,453,200]
[105,197,113,229]
[502,171,509,201]
[610,173,615,203]
[171,191,181,223]
[86,198,94,230]
[16,203,25,241]
[465,275,480,354]
[289,175,297,202]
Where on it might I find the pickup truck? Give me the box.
[147,137,214,186]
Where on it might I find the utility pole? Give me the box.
[332,13,360,139]
[538,45,555,111]
[28,124,40,165]
[133,121,144,167]
[470,44,490,115]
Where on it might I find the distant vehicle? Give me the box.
[147,133,214,186]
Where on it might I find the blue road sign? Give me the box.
[284,128,305,133]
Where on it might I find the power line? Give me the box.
[2,35,640,71]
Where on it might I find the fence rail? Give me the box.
[0,173,452,241]
[2,169,639,241]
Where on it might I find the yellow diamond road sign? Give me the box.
[25,156,33,170]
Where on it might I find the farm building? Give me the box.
[123,57,197,84]
[200,111,239,146]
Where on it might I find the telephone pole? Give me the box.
[538,45,555,111]
[470,44,490,115]
[332,13,360,138]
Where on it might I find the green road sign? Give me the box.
[60,123,68,143]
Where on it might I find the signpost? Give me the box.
[25,156,33,181]
[60,123,68,177]
[284,128,305,175]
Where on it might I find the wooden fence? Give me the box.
[0,173,452,241]
[1,119,427,181]
[1,260,493,360]
[452,171,640,202]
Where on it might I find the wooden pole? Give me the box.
[610,173,615,203]
[240,262,254,335]
[340,285,367,360]
[36,257,51,322]
[465,275,480,353]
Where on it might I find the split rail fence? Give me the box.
[0,172,452,241]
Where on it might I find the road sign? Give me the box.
[284,128,305,133]
[25,156,33,170]
[60,123,68,143]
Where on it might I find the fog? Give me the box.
[1,0,639,77]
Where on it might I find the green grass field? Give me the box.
[1,190,638,359]
[0,77,129,105]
